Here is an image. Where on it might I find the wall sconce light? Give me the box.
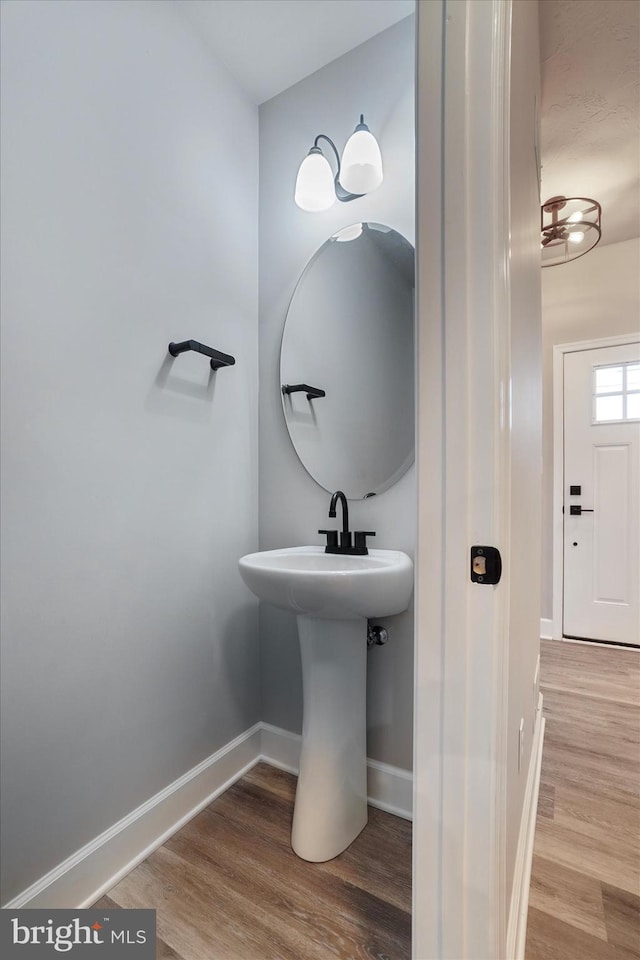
[294,115,383,212]
[541,196,602,266]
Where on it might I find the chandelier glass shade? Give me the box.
[541,196,601,267]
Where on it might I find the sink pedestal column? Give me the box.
[291,615,368,862]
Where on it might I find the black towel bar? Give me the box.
[168,340,235,371]
[282,383,326,400]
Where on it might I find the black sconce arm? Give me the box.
[313,134,364,203]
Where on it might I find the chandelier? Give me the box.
[541,196,601,267]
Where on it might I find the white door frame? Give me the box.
[414,1,512,957]
[551,333,640,641]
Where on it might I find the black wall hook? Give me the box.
[168,340,235,371]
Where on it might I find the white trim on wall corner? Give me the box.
[4,721,412,910]
[414,1,514,954]
[539,618,553,639]
[506,694,545,960]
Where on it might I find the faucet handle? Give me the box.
[353,531,376,555]
[318,529,338,551]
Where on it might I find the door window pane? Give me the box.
[593,359,640,422]
[627,364,640,391]
[595,395,623,422]
[595,365,623,393]
[627,393,640,420]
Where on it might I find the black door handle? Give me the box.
[569,505,594,515]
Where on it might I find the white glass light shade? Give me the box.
[339,129,383,195]
[295,151,335,212]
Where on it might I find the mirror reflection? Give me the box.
[280,222,415,498]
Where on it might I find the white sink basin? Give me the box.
[238,545,413,620]
[238,543,414,863]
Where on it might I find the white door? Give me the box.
[563,342,640,645]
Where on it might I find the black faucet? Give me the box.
[318,490,376,556]
[330,490,350,550]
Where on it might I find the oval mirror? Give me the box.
[280,222,415,499]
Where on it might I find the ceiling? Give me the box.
[177,0,415,105]
[539,0,640,247]
[175,0,638,249]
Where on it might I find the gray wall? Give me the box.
[0,0,259,904]
[258,17,416,770]
[540,237,640,619]
[506,0,542,906]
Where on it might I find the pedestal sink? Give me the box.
[238,545,413,861]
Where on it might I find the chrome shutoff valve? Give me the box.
[367,623,388,647]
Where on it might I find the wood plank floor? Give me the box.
[95,763,411,960]
[95,638,639,959]
[526,639,640,960]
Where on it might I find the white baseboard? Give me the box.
[260,722,301,775]
[540,618,553,639]
[506,694,546,960]
[260,722,413,820]
[5,720,412,909]
[3,723,263,910]
[366,758,413,820]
